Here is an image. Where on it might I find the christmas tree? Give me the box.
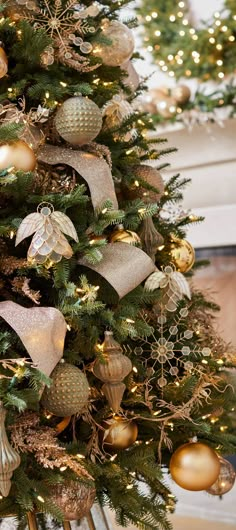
[0,1,235,529]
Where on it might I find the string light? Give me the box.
[179,30,185,36]
[215,20,221,26]
[218,72,224,79]
[154,30,161,36]
[178,1,185,7]
[216,43,223,50]
[221,25,228,32]
[151,12,158,18]
[37,496,45,503]
[76,453,85,459]
[169,15,176,22]
[229,36,235,41]
[216,59,223,66]
[145,15,152,22]
[192,34,198,40]
[133,366,138,373]
[110,454,117,461]
[209,37,215,43]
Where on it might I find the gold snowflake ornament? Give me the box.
[16,0,100,71]
[15,202,78,266]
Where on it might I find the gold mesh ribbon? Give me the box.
[0,302,66,376]
[38,145,118,209]
[78,242,156,299]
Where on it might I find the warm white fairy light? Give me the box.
[168,54,174,60]
[182,19,188,26]
[218,72,224,79]
[145,15,151,22]
[216,43,223,50]
[221,25,228,32]
[208,27,214,34]
[229,35,235,41]
[152,11,158,18]
[169,15,176,22]
[178,1,185,6]
[217,59,223,66]
[169,71,175,77]
[177,11,184,17]
[215,20,221,26]
[214,11,220,18]
[209,37,215,43]
[154,29,161,36]
[179,30,185,36]
[192,34,198,40]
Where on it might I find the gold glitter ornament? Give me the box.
[55,96,102,145]
[170,237,195,273]
[93,20,135,66]
[41,362,89,417]
[0,403,21,497]
[100,416,138,452]
[172,85,191,105]
[206,457,236,496]
[15,202,78,266]
[170,442,220,491]
[0,47,8,79]
[110,224,141,246]
[49,480,96,521]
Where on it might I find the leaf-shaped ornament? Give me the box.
[51,211,78,242]
[172,271,191,300]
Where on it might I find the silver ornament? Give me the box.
[55,96,102,145]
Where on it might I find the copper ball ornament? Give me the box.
[50,480,96,521]
[0,140,36,172]
[172,85,191,105]
[123,164,165,203]
[170,237,195,273]
[55,96,102,146]
[170,442,220,491]
[41,362,89,417]
[206,457,235,496]
[93,20,135,66]
[110,225,141,246]
[100,416,138,451]
[0,47,8,79]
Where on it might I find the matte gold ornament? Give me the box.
[170,237,195,273]
[55,96,102,145]
[93,331,132,413]
[49,480,96,521]
[206,457,236,496]
[0,47,8,79]
[123,164,165,203]
[110,224,141,246]
[172,85,191,105]
[41,362,89,417]
[170,442,220,491]
[100,416,138,452]
[0,140,36,172]
[0,402,20,497]
[93,20,135,66]
[15,202,78,266]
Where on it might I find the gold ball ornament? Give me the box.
[0,140,36,172]
[100,416,138,452]
[172,85,191,105]
[170,442,221,491]
[0,47,8,79]
[41,362,89,417]
[123,164,165,203]
[55,96,103,146]
[110,225,141,246]
[170,237,195,273]
[206,457,236,496]
[156,96,177,119]
[50,480,96,521]
[93,20,135,66]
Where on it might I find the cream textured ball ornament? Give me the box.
[55,96,103,145]
[41,362,89,417]
[93,20,135,66]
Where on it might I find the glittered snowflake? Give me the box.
[16,0,101,71]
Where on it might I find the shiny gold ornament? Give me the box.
[55,96,102,146]
[156,96,177,119]
[15,202,78,266]
[0,47,8,79]
[0,140,36,172]
[0,403,21,496]
[170,237,195,273]
[41,362,89,417]
[93,331,132,413]
[100,416,138,452]
[49,480,96,521]
[206,457,235,496]
[172,85,191,105]
[93,20,135,66]
[170,442,220,491]
[123,164,165,203]
[110,225,141,246]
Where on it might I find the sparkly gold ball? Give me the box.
[55,96,102,145]
[50,480,96,521]
[170,442,220,491]
[156,96,177,119]
[206,457,235,496]
[41,362,89,417]
[172,85,191,105]
[0,47,8,79]
[123,164,165,203]
[93,20,135,66]
[170,237,195,273]
[0,140,36,172]
[100,416,138,452]
[110,225,141,246]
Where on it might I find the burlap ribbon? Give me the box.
[78,242,156,299]
[38,145,118,210]
[0,302,66,376]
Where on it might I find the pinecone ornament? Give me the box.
[15,202,78,266]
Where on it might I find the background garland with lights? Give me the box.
[137,0,236,124]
